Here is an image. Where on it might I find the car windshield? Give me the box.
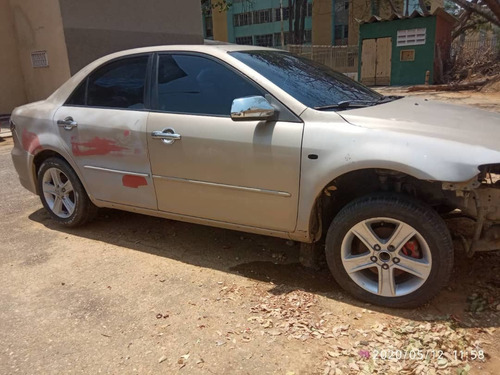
[230,50,385,110]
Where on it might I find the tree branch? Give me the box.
[451,0,500,26]
[452,19,489,39]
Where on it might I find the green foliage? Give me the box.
[201,0,233,15]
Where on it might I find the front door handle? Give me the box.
[57,117,78,130]
[151,128,181,145]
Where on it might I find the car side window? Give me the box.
[156,54,264,116]
[78,55,149,109]
[65,80,87,106]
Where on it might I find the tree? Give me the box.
[445,0,500,40]
[289,0,308,45]
[450,0,500,27]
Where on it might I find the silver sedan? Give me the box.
[10,45,500,307]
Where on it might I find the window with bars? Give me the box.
[233,12,253,27]
[273,32,290,46]
[254,34,273,47]
[306,2,313,17]
[397,28,426,46]
[274,7,290,21]
[235,36,253,45]
[253,9,272,24]
[304,30,312,43]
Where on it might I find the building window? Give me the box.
[397,28,426,46]
[304,30,312,43]
[306,2,313,17]
[233,12,253,27]
[253,9,272,24]
[204,16,213,38]
[254,34,273,47]
[344,1,349,10]
[275,7,290,21]
[273,32,290,46]
[236,36,253,45]
[400,49,415,61]
[334,25,348,43]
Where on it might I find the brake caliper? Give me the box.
[402,239,421,258]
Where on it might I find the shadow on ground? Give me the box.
[29,207,499,328]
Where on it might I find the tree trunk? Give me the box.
[299,0,307,44]
[294,0,302,45]
[288,0,294,44]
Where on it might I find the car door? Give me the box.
[54,54,157,210]
[147,53,303,232]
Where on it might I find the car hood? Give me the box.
[338,96,500,151]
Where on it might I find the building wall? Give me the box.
[212,0,229,41]
[359,16,437,85]
[0,0,26,113]
[312,0,332,45]
[225,0,313,46]
[349,0,393,46]
[59,0,204,74]
[434,13,454,83]
[1,0,71,110]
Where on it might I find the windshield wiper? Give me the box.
[314,100,376,111]
[314,95,403,111]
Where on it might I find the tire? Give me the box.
[325,193,453,308]
[37,157,98,227]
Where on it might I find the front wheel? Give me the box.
[325,194,453,308]
[37,157,98,227]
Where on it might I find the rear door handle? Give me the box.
[152,128,181,145]
[57,117,78,130]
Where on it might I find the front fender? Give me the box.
[295,110,500,235]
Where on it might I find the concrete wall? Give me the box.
[349,0,394,46]
[1,0,70,111]
[0,0,26,113]
[59,0,204,74]
[312,0,332,45]
[212,0,229,42]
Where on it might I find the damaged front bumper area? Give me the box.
[442,164,500,256]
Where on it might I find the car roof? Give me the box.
[99,44,283,61]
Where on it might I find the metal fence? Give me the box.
[451,36,499,59]
[286,45,359,77]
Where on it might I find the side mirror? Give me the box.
[230,96,275,121]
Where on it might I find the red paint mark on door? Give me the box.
[22,129,41,154]
[71,137,127,156]
[122,175,148,188]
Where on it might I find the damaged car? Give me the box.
[10,45,500,308]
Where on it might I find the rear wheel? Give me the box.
[37,157,98,227]
[325,194,453,308]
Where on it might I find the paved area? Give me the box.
[0,91,499,374]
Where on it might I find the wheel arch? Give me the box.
[32,148,93,200]
[304,167,450,243]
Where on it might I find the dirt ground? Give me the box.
[0,90,499,374]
